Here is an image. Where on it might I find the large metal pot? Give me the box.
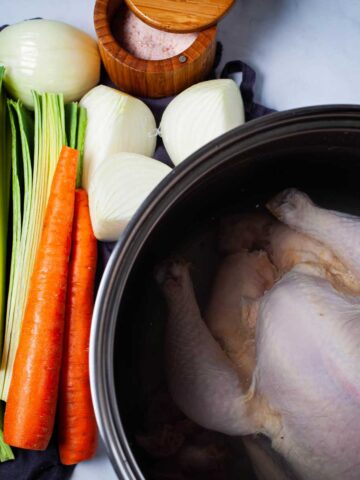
[90,105,360,479]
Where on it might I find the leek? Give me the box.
[76,106,87,187]
[0,66,10,356]
[65,101,79,149]
[0,67,13,463]
[0,99,34,404]
[65,102,87,186]
[0,93,66,401]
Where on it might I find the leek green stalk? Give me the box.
[65,102,87,187]
[0,66,14,463]
[0,93,66,401]
[0,66,10,356]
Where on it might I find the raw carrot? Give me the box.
[58,188,97,465]
[3,145,78,450]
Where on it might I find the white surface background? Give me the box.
[4,0,360,111]
[2,0,360,478]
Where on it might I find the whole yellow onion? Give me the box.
[0,19,100,108]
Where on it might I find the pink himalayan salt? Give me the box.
[116,8,198,61]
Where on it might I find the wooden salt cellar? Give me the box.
[94,0,234,98]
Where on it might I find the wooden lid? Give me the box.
[124,0,235,33]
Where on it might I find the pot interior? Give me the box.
[111,124,360,479]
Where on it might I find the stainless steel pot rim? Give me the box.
[89,104,360,479]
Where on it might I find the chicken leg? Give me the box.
[156,260,276,438]
[268,188,360,281]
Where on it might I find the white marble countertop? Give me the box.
[3,0,360,478]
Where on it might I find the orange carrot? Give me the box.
[58,188,98,465]
[3,146,78,450]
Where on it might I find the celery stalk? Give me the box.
[0,93,65,401]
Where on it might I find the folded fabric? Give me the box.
[0,436,74,480]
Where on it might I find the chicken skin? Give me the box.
[156,189,360,480]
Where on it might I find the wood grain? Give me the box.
[124,0,234,33]
[94,0,217,98]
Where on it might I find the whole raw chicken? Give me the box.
[156,189,360,480]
